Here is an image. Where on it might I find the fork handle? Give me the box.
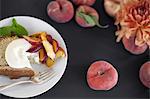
[0,80,33,92]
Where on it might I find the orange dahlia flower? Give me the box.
[115,0,150,48]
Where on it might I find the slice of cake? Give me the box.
[0,36,35,79]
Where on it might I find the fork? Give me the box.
[0,70,56,92]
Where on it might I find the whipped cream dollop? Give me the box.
[5,38,39,69]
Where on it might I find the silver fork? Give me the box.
[0,70,56,92]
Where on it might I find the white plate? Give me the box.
[0,16,68,98]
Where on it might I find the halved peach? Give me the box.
[56,47,66,58]
[39,48,48,63]
[23,35,41,45]
[52,39,59,53]
[46,57,55,68]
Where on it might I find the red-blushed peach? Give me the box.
[72,0,96,6]
[47,0,74,23]
[75,5,108,28]
[104,0,121,17]
[139,61,150,88]
[122,36,148,55]
[87,61,118,90]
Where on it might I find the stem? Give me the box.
[92,16,109,28]
[96,23,109,28]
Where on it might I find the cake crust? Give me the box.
[0,66,35,79]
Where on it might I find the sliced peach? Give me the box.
[39,48,48,63]
[41,33,56,60]
[42,40,56,60]
[23,35,41,45]
[40,32,47,41]
[29,32,42,38]
[52,39,59,53]
[56,47,65,58]
[26,43,42,53]
[46,34,53,43]
[46,57,55,68]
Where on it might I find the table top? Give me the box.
[0,0,149,99]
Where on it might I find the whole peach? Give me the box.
[47,0,74,23]
[72,0,96,6]
[104,0,121,17]
[139,61,150,88]
[122,36,148,55]
[87,61,118,90]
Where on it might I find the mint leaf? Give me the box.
[0,18,28,37]
[12,18,18,27]
[0,26,12,36]
[11,25,28,36]
[11,18,28,36]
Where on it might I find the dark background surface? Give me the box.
[0,0,149,99]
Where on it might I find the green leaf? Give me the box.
[77,12,96,26]
[11,18,28,36]
[0,26,12,36]
[12,18,18,27]
[77,12,109,28]
[11,25,28,36]
[0,18,28,37]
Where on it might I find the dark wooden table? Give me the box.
[0,0,149,99]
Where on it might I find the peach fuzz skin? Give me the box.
[47,0,74,23]
[139,61,150,88]
[104,0,121,17]
[122,36,148,55]
[72,0,96,6]
[87,61,118,90]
